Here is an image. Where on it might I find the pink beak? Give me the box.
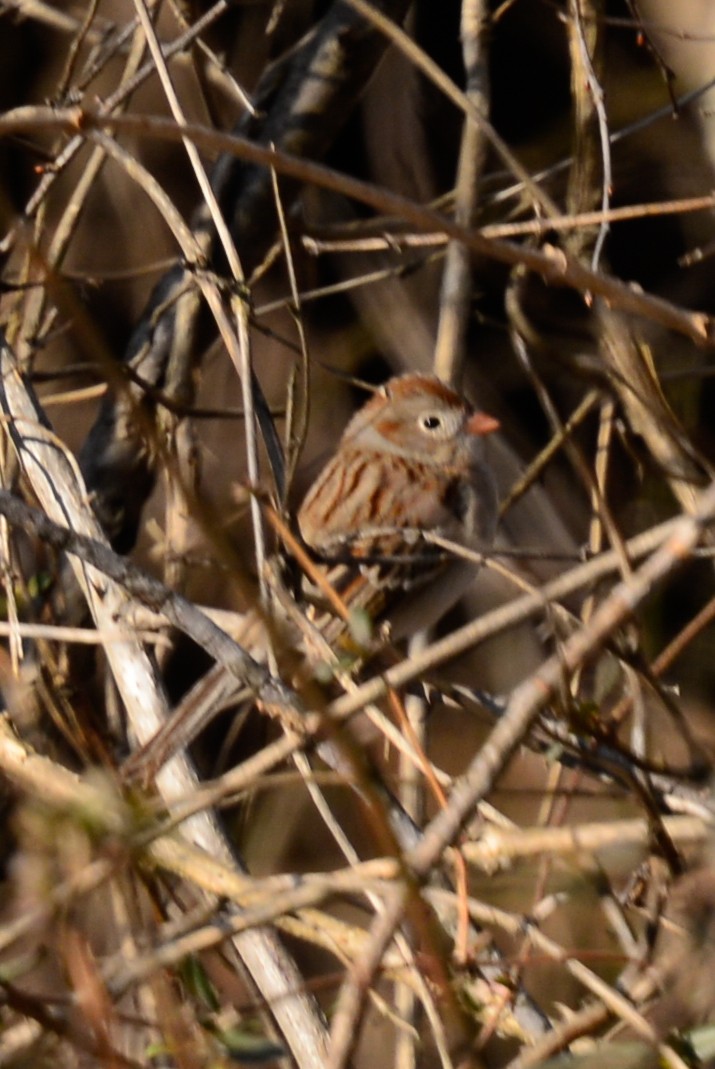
[466,410,500,437]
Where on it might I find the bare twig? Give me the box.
[433,0,489,385]
[0,334,329,1069]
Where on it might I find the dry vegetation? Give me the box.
[2,0,715,1066]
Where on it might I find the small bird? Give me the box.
[296,373,500,646]
[124,373,500,781]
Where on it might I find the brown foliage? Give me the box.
[1,1,715,1067]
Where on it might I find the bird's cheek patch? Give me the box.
[375,418,400,438]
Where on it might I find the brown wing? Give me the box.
[297,447,477,646]
[297,449,460,550]
[300,528,448,648]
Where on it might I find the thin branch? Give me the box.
[2,107,712,347]
[0,333,329,1069]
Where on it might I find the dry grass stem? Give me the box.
[4,4,715,1065]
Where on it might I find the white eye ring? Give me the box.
[419,413,443,431]
[417,409,460,436]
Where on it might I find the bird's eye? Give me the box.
[419,413,443,432]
